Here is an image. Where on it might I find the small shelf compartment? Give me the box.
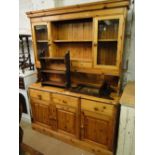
[42,80,66,87]
[40,69,66,74]
[37,40,48,43]
[35,25,48,41]
[53,40,92,43]
[39,52,71,88]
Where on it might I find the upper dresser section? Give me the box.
[26,0,129,19]
[27,0,129,76]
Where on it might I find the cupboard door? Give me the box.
[55,104,77,137]
[31,22,51,68]
[81,111,110,147]
[93,15,125,75]
[57,109,76,135]
[31,99,50,127]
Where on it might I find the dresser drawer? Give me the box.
[29,89,50,101]
[52,93,78,108]
[81,99,114,116]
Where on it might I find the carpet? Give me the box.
[21,143,44,155]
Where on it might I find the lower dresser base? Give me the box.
[32,123,113,155]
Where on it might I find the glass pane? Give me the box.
[98,19,119,40]
[35,25,49,58]
[35,25,48,40]
[97,19,119,66]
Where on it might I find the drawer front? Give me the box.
[81,99,114,116]
[71,61,92,68]
[52,93,78,108]
[29,89,50,101]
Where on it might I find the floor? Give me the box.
[21,120,94,155]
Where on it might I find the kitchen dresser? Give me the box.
[27,0,129,155]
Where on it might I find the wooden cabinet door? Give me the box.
[55,104,78,137]
[31,99,50,127]
[52,93,79,138]
[81,99,117,151]
[93,15,125,75]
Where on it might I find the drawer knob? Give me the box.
[63,100,67,104]
[38,95,42,100]
[94,107,99,111]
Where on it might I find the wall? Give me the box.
[19,0,135,86]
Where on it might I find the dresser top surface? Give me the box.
[29,82,120,105]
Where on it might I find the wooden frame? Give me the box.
[93,15,124,75]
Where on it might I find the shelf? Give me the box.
[39,57,91,62]
[98,39,117,42]
[39,57,64,60]
[53,40,92,43]
[41,69,66,74]
[42,81,66,87]
[37,40,48,43]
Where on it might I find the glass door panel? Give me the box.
[34,25,49,58]
[96,18,119,66]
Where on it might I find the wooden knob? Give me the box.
[94,107,99,111]
[63,100,67,104]
[38,95,42,100]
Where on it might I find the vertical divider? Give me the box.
[76,97,81,139]
[93,17,98,67]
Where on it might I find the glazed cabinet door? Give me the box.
[81,99,117,151]
[93,15,125,75]
[31,22,52,68]
[52,93,79,138]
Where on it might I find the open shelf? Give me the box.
[37,40,48,43]
[42,81,66,87]
[53,40,92,43]
[40,69,66,74]
[98,39,117,42]
[39,57,64,60]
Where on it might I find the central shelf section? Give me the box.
[51,18,93,62]
[53,40,92,43]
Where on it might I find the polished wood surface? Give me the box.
[27,1,129,154]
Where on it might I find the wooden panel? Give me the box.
[71,61,92,68]
[54,42,92,60]
[52,19,92,41]
[27,0,129,18]
[57,109,76,135]
[84,115,109,145]
[52,93,78,108]
[81,99,114,117]
[29,89,50,101]
[31,99,50,126]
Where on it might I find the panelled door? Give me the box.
[93,15,125,75]
[52,93,79,138]
[31,99,51,128]
[81,99,117,151]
